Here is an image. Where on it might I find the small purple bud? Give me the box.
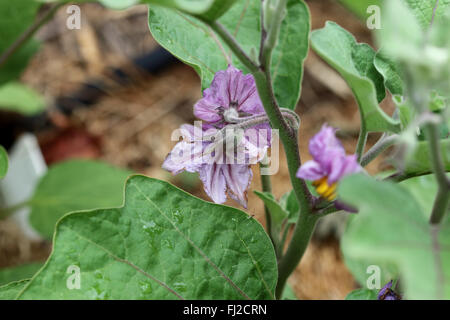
[378,281,401,300]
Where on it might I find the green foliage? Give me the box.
[310,22,400,133]
[16,176,277,299]
[29,160,132,239]
[148,0,310,109]
[281,284,298,300]
[254,191,288,229]
[374,52,404,96]
[0,263,44,286]
[0,280,29,300]
[270,0,310,110]
[345,288,378,300]
[0,0,41,85]
[0,82,46,115]
[404,0,450,29]
[377,0,450,94]
[404,139,450,176]
[99,0,139,9]
[0,146,7,179]
[338,0,383,20]
[340,174,450,299]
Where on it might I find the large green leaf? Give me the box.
[148,0,309,110]
[0,145,7,179]
[0,1,41,85]
[0,82,46,115]
[17,176,277,299]
[29,160,132,239]
[340,174,450,299]
[270,0,310,110]
[0,280,29,300]
[0,263,44,286]
[148,1,260,89]
[311,22,400,133]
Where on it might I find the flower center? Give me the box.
[312,176,337,201]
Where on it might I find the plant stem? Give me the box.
[0,3,64,68]
[209,21,260,73]
[275,212,319,299]
[355,120,368,162]
[209,3,316,298]
[361,134,398,167]
[425,123,450,224]
[259,161,282,257]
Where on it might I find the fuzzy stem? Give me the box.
[259,161,283,258]
[275,212,319,299]
[361,134,398,167]
[425,123,450,224]
[209,5,315,299]
[356,120,368,163]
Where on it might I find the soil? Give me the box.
[0,0,397,299]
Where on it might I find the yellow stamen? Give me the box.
[313,177,337,201]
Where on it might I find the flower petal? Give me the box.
[193,97,222,123]
[296,160,326,181]
[222,164,252,208]
[198,163,227,204]
[328,154,361,184]
[309,124,346,164]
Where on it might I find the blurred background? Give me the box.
[0,0,395,299]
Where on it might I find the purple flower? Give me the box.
[194,65,265,126]
[296,124,361,200]
[378,281,401,300]
[163,66,274,208]
[162,123,253,208]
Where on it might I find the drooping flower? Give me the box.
[296,124,361,201]
[194,65,266,126]
[162,123,254,208]
[163,66,275,208]
[378,281,401,300]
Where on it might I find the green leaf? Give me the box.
[374,52,404,96]
[0,280,29,300]
[345,288,378,300]
[99,0,139,10]
[148,1,260,90]
[279,189,299,223]
[0,82,46,115]
[0,0,41,85]
[0,263,44,286]
[270,0,310,110]
[311,22,400,133]
[340,174,450,299]
[144,0,214,16]
[148,0,309,109]
[404,0,450,29]
[404,139,450,176]
[338,0,383,20]
[18,176,277,299]
[0,145,8,179]
[29,160,132,239]
[399,174,447,215]
[254,191,288,228]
